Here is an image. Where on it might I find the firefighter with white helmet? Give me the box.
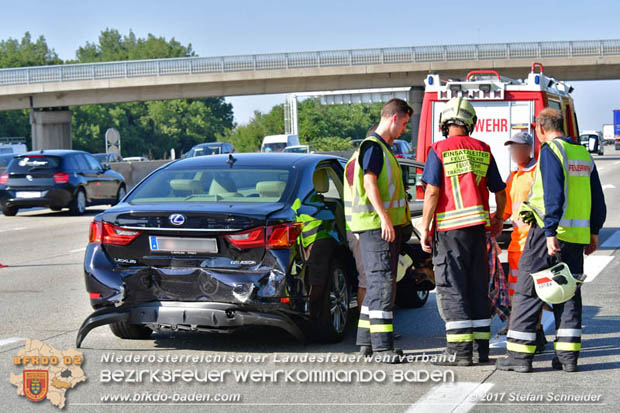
[496,108,606,373]
[420,96,507,366]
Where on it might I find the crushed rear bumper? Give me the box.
[76,301,305,348]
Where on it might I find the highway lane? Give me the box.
[0,149,619,412]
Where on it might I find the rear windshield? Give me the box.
[8,156,61,172]
[283,147,307,153]
[126,166,292,204]
[188,146,222,157]
[0,155,15,167]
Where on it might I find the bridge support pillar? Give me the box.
[408,86,424,150]
[30,109,72,150]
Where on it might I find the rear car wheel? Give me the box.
[396,272,430,308]
[109,321,153,340]
[113,185,126,206]
[70,188,87,215]
[313,257,350,342]
[2,205,18,216]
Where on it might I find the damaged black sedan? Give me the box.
[77,153,355,347]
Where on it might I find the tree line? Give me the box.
[0,29,390,157]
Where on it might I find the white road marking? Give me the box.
[407,382,495,413]
[602,184,616,190]
[583,255,614,283]
[69,247,86,253]
[0,227,26,233]
[614,160,620,165]
[0,337,24,347]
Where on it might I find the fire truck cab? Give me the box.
[415,63,579,188]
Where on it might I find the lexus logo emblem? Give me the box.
[169,214,186,226]
[26,175,33,181]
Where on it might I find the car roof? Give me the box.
[166,152,342,170]
[18,149,88,157]
[195,142,228,147]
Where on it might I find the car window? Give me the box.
[401,164,418,201]
[263,143,287,152]
[323,168,343,200]
[84,154,102,171]
[8,156,61,172]
[126,166,292,203]
[62,155,78,171]
[74,154,90,171]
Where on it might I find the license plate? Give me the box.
[149,236,218,253]
[16,191,42,199]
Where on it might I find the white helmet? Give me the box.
[530,262,585,304]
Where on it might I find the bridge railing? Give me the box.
[1,39,619,86]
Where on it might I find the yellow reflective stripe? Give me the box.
[437,214,489,230]
[370,324,393,333]
[358,320,370,329]
[446,333,474,343]
[450,176,464,209]
[473,332,491,340]
[554,342,581,351]
[436,205,484,218]
[507,342,536,354]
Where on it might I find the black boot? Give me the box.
[374,348,406,364]
[552,357,578,372]
[495,356,533,373]
[432,350,473,367]
[359,346,373,357]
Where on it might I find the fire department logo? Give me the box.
[10,339,86,409]
[23,370,48,402]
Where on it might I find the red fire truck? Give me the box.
[415,63,579,201]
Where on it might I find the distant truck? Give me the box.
[603,124,614,145]
[261,134,300,152]
[0,143,27,155]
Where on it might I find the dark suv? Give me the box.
[0,150,126,216]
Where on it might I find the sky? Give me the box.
[0,0,619,130]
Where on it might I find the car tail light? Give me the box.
[0,174,8,185]
[395,154,404,158]
[89,221,141,246]
[53,172,70,184]
[225,226,266,249]
[416,167,425,200]
[226,223,303,250]
[89,292,101,299]
[266,223,303,249]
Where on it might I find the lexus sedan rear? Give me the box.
[77,153,354,347]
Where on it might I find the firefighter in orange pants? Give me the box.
[499,132,546,351]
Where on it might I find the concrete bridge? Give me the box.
[2,39,619,149]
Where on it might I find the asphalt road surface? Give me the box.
[1,149,619,413]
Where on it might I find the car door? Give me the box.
[72,154,97,200]
[84,153,116,200]
[398,159,425,218]
[76,153,103,201]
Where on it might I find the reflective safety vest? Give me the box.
[520,138,593,244]
[433,135,492,231]
[344,136,410,232]
[291,198,331,248]
[504,158,537,253]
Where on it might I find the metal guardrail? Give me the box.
[1,39,619,87]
